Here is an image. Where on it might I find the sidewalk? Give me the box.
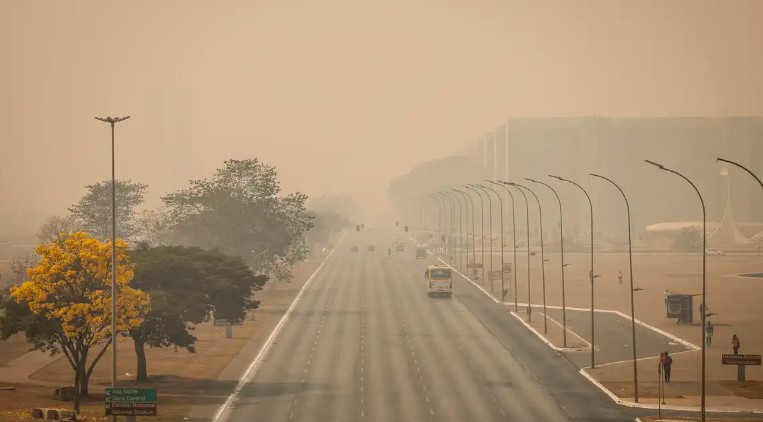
[0,349,61,387]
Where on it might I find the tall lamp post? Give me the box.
[491,182,519,311]
[451,189,469,274]
[590,173,640,402]
[645,160,707,420]
[550,174,596,368]
[470,184,494,293]
[437,192,456,264]
[465,186,486,285]
[455,189,477,278]
[443,191,463,272]
[514,182,548,333]
[95,115,130,421]
[481,183,505,301]
[528,178,568,347]
[504,182,532,320]
[427,194,444,254]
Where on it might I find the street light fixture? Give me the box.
[590,173,640,402]
[441,191,462,271]
[451,189,470,274]
[490,182,519,311]
[502,181,532,321]
[528,178,568,347]
[427,194,445,254]
[512,181,548,333]
[95,115,130,421]
[464,186,486,285]
[549,174,596,368]
[645,159,707,421]
[481,182,506,301]
[716,158,763,191]
[455,189,477,279]
[470,184,494,293]
[436,192,456,264]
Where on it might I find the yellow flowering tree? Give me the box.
[10,231,149,412]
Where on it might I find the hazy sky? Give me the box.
[2,0,762,232]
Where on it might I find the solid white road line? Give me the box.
[211,232,346,422]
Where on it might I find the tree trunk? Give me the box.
[73,362,82,413]
[135,339,149,382]
[79,370,90,397]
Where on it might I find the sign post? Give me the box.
[214,319,243,339]
[105,388,157,417]
[722,354,761,382]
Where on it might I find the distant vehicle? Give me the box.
[425,265,452,298]
[367,245,376,252]
[416,248,427,259]
[396,244,405,252]
[351,245,359,253]
[705,248,726,256]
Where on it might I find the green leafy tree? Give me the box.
[162,159,313,270]
[69,179,148,241]
[128,245,267,382]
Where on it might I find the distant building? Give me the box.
[463,117,763,243]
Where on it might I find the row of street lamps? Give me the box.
[422,158,762,421]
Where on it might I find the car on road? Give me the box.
[396,244,405,252]
[416,247,427,259]
[367,245,375,252]
[351,245,359,253]
[706,248,726,256]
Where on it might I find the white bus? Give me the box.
[424,265,452,298]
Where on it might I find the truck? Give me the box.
[424,265,452,298]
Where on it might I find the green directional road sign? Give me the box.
[105,388,158,416]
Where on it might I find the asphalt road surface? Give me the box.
[220,231,637,422]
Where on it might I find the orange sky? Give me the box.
[2,0,762,231]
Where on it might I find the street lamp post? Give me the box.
[482,182,505,302]
[438,192,456,264]
[492,182,519,310]
[504,182,532,321]
[515,181,548,333]
[550,174,596,368]
[528,179,568,347]
[590,173,639,402]
[443,191,463,273]
[465,185,486,285]
[451,189,469,274]
[455,189,477,278]
[427,194,444,254]
[95,115,130,421]
[645,160,707,420]
[471,184,494,293]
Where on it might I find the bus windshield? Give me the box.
[430,268,451,279]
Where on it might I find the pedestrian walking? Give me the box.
[664,290,670,309]
[618,270,623,285]
[732,334,741,355]
[663,351,673,382]
[705,321,713,347]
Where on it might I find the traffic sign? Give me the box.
[105,388,157,417]
[722,354,761,365]
[213,319,244,327]
[503,264,512,274]
[489,270,502,280]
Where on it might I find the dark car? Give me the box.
[367,245,375,251]
[416,248,427,259]
[351,245,359,253]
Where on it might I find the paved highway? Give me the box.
[220,231,637,421]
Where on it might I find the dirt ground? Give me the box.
[0,255,325,421]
